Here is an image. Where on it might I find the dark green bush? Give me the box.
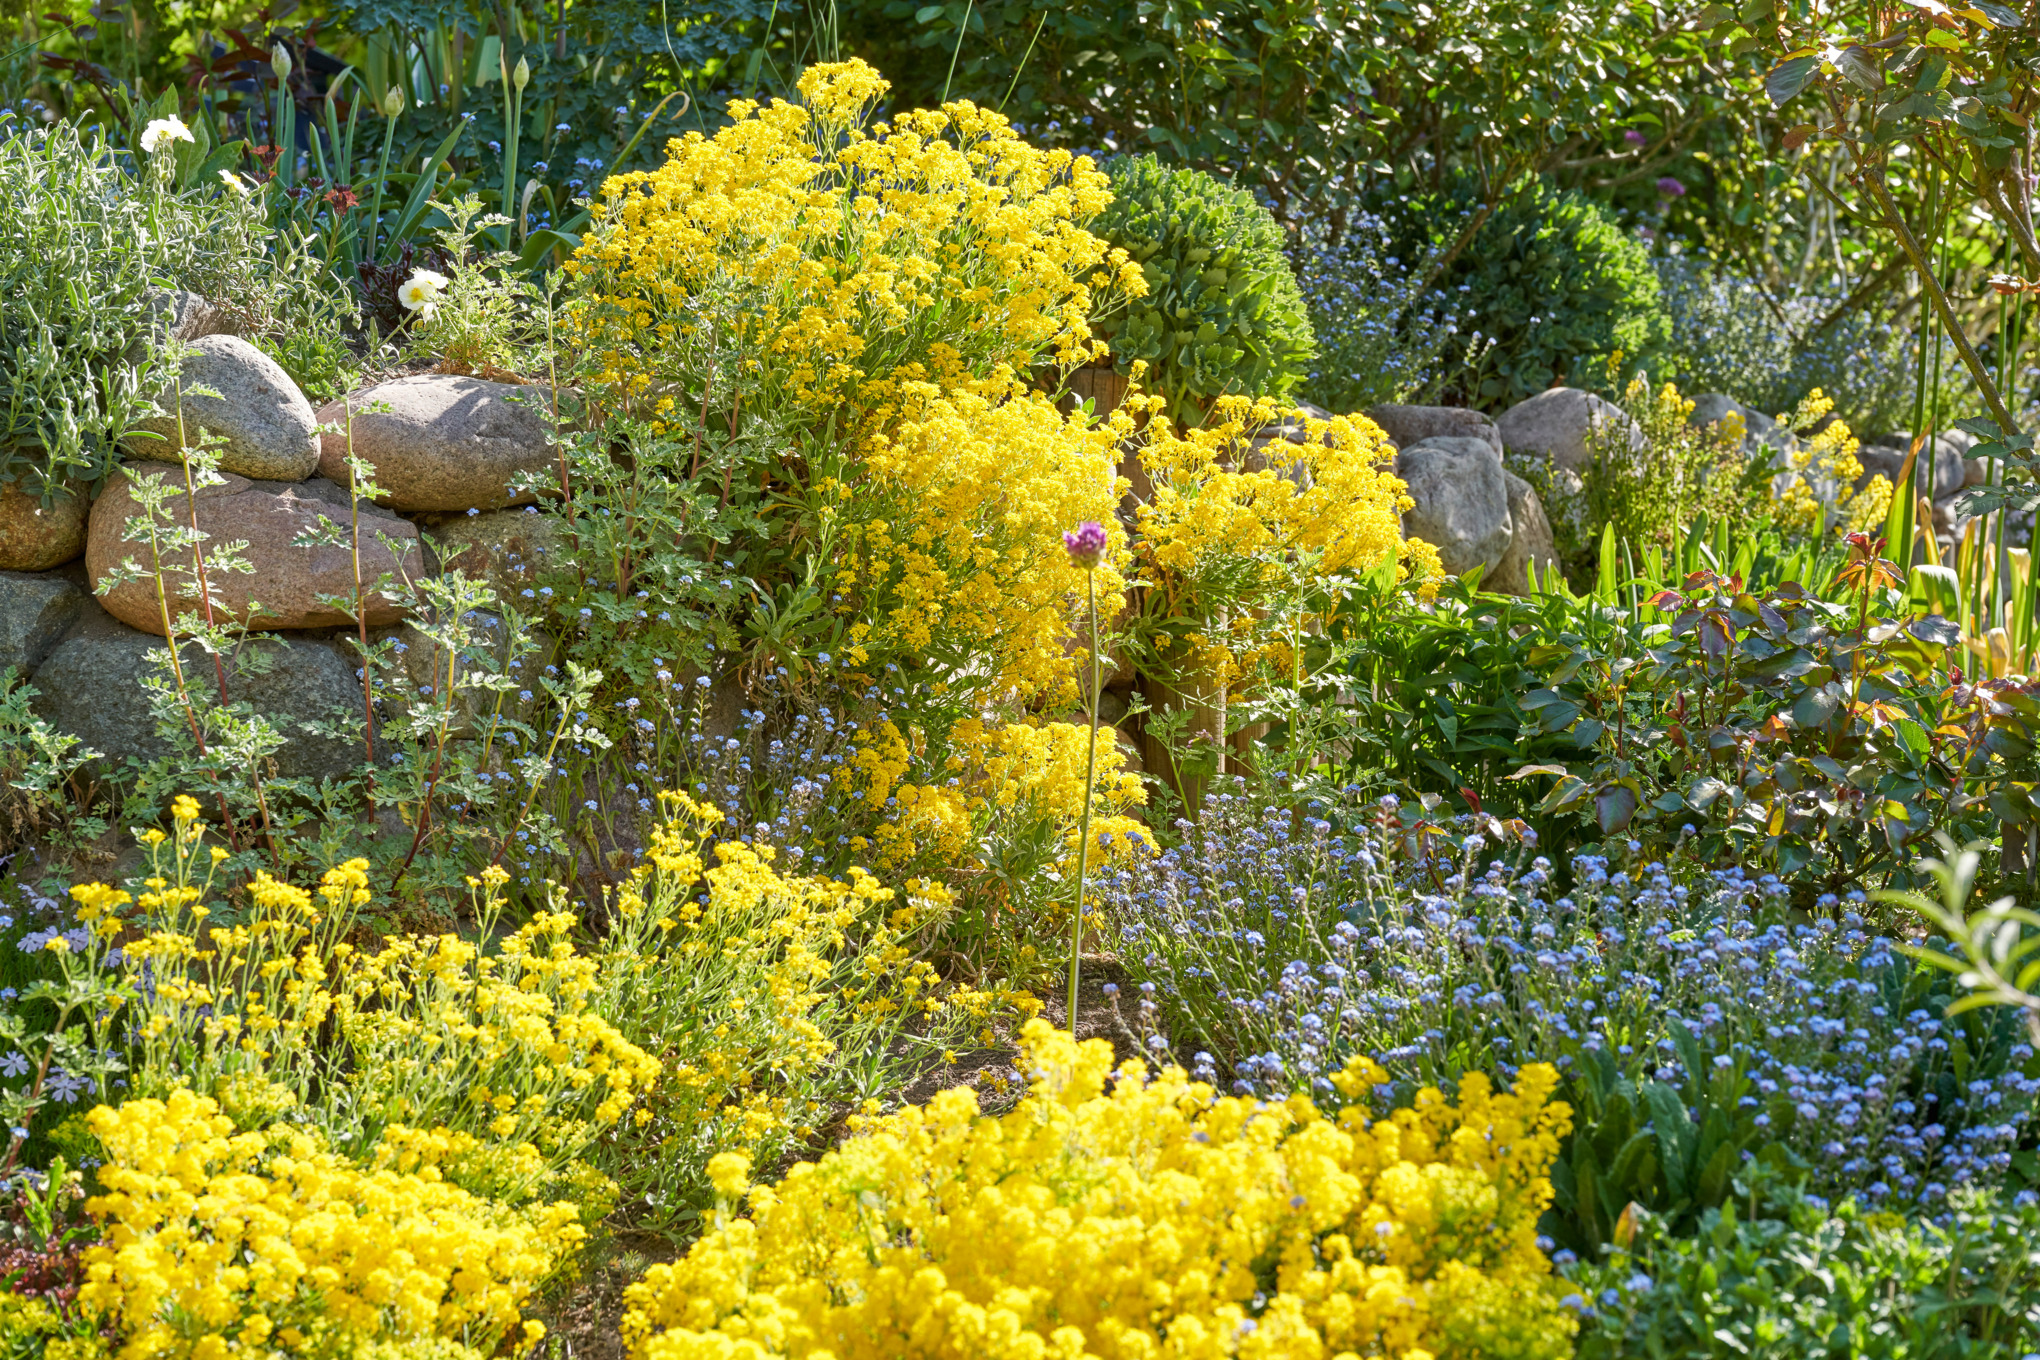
[1089,154,1315,426]
[1384,177,1669,409]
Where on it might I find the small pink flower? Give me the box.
[1062,521,1108,570]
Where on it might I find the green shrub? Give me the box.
[1090,154,1315,425]
[0,116,179,494]
[1386,177,1669,409]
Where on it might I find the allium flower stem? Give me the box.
[1071,570,1100,1032]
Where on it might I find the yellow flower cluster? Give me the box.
[847,716,1144,869]
[585,792,1031,1222]
[98,804,659,1206]
[1767,390,1885,538]
[0,1292,105,1359]
[566,58,1140,703]
[620,1019,1576,1360]
[851,387,1132,700]
[569,59,1135,418]
[1131,396,1438,694]
[79,1089,576,1360]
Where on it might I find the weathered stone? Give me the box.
[29,626,371,780]
[316,374,554,512]
[423,506,566,606]
[147,289,240,344]
[0,572,86,677]
[1492,473,1559,595]
[125,334,320,482]
[1395,436,1513,578]
[1965,455,2000,489]
[1496,387,1643,472]
[86,466,423,635]
[0,481,87,571]
[1365,404,1502,458]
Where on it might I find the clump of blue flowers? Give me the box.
[1103,779,2038,1217]
[1655,245,1949,437]
[1292,211,1470,412]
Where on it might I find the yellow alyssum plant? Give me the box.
[620,1019,1577,1360]
[1769,390,1886,538]
[94,797,659,1206]
[567,58,1134,420]
[79,1087,576,1360]
[1130,396,1438,698]
[565,58,1142,706]
[845,715,1145,870]
[572,791,1033,1228]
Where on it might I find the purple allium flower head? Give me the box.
[1063,520,1108,569]
[1656,176,1686,198]
[1624,129,1647,147]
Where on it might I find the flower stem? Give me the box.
[1070,571,1100,1033]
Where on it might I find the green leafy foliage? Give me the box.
[1572,1172,2040,1358]
[0,116,174,493]
[1382,178,1669,408]
[1523,558,2019,896]
[847,0,1774,229]
[1552,1034,1782,1256]
[1088,155,1314,425]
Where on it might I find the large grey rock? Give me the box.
[425,507,566,608]
[1396,436,1513,578]
[0,481,87,571]
[1862,433,1966,501]
[30,628,369,781]
[86,466,423,635]
[125,334,320,482]
[316,375,554,512]
[1365,404,1502,458]
[147,290,240,344]
[1492,473,1559,595]
[0,573,85,677]
[1496,387,1643,472]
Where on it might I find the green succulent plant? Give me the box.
[1090,155,1315,427]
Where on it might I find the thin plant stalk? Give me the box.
[364,101,402,266]
[1070,570,1100,1031]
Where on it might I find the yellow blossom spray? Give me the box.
[1062,520,1109,1028]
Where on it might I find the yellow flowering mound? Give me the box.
[620,1019,1577,1360]
[845,715,1145,870]
[568,58,1132,416]
[579,792,1032,1224]
[567,58,1142,704]
[79,1088,576,1360]
[92,798,660,1206]
[1131,396,1439,695]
